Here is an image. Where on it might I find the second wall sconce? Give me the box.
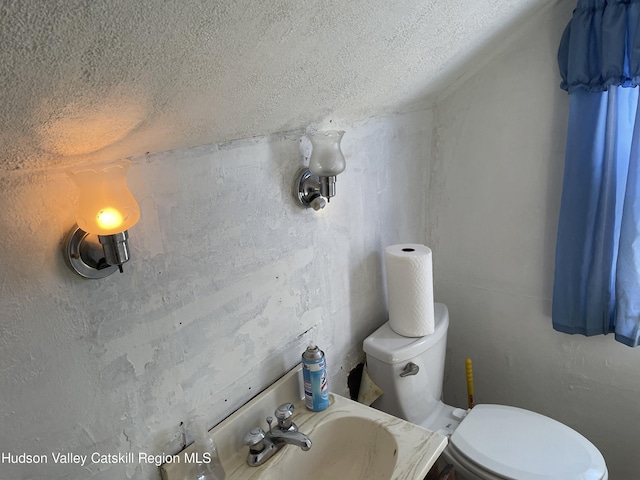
[294,130,346,211]
[64,160,140,279]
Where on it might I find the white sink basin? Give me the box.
[161,365,447,480]
[258,410,398,480]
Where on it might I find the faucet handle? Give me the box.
[243,427,266,449]
[275,403,296,431]
[275,403,294,419]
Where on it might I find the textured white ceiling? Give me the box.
[0,0,555,172]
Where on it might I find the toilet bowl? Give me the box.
[363,303,608,480]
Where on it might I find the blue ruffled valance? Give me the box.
[558,0,640,92]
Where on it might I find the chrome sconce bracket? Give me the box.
[293,168,327,211]
[64,225,130,279]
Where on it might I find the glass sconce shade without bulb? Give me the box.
[294,130,346,210]
[308,130,346,177]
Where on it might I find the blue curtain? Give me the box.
[553,0,640,346]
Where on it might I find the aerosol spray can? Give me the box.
[302,344,329,411]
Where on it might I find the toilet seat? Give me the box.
[446,404,608,480]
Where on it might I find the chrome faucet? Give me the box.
[243,403,312,467]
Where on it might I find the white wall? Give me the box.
[430,1,640,478]
[0,110,432,480]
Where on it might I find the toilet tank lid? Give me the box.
[363,303,449,364]
[450,404,607,480]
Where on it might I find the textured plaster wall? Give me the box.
[0,109,432,479]
[430,1,640,478]
[0,0,550,173]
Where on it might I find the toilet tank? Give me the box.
[363,303,449,425]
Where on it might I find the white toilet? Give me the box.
[363,303,608,480]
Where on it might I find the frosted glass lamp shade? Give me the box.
[308,130,346,177]
[294,130,348,209]
[69,160,140,235]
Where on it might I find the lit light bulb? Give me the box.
[97,208,124,230]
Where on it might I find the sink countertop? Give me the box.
[161,365,447,480]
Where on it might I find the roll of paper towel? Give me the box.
[385,244,435,337]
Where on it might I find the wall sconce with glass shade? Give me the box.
[64,160,140,279]
[294,130,346,210]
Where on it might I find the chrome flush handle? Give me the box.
[400,362,420,377]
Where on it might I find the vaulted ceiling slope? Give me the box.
[0,0,555,172]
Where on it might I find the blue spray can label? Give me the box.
[302,345,329,411]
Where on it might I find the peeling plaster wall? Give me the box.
[430,1,640,478]
[0,109,432,479]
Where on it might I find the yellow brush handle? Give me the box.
[465,358,474,409]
